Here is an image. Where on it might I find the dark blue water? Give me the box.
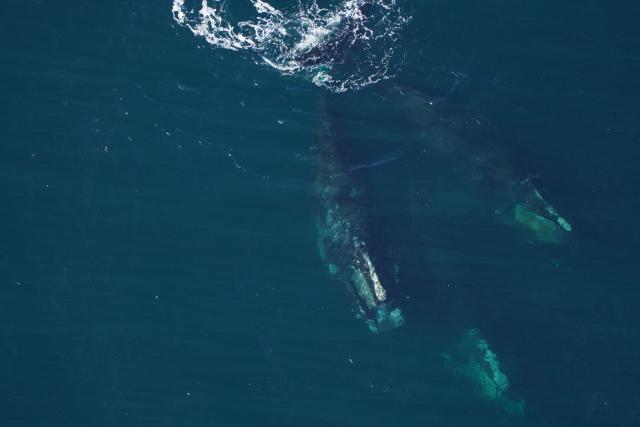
[2,1,639,426]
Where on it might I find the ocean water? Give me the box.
[1,1,639,426]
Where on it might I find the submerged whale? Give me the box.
[444,329,526,416]
[314,96,405,332]
[389,86,573,244]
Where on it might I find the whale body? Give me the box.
[313,96,404,332]
[390,86,573,244]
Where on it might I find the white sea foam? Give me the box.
[172,0,410,92]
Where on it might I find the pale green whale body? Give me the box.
[444,329,526,416]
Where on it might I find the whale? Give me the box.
[388,86,573,244]
[313,95,405,332]
[443,329,526,416]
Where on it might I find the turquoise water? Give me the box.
[1,1,639,426]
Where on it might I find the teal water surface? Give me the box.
[1,1,639,426]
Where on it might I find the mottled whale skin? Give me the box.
[314,97,404,332]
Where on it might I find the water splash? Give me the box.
[172,0,410,92]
